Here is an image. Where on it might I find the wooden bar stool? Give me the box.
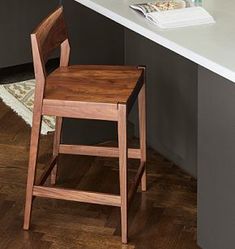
[23,7,146,244]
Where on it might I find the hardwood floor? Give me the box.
[0,100,199,249]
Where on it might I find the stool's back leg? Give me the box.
[138,83,147,192]
[51,117,63,185]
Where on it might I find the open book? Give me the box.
[130,0,215,29]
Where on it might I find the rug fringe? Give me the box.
[0,85,54,135]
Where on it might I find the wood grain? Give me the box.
[42,100,118,121]
[128,162,145,204]
[138,70,147,191]
[59,144,141,159]
[51,117,63,185]
[45,65,143,105]
[33,7,68,64]
[33,186,121,207]
[36,155,57,186]
[118,104,128,244]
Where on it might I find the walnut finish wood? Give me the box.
[33,186,121,207]
[118,104,128,244]
[37,155,57,186]
[0,99,199,249]
[51,117,62,185]
[59,144,141,159]
[138,72,147,191]
[128,162,146,204]
[60,39,70,67]
[24,6,146,244]
[33,7,68,64]
[42,100,118,121]
[23,110,41,230]
[45,65,143,104]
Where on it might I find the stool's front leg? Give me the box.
[23,112,42,230]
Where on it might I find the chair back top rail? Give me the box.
[32,6,68,64]
[31,6,70,95]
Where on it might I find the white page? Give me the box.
[146,7,215,28]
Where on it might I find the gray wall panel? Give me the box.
[198,66,235,249]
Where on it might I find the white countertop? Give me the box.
[74,0,235,83]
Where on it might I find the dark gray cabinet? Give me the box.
[0,0,58,68]
[63,0,124,65]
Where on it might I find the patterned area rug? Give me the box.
[0,79,55,135]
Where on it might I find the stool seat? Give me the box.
[45,65,143,104]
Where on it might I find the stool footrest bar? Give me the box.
[59,144,141,159]
[36,155,58,186]
[128,162,146,204]
[33,186,121,207]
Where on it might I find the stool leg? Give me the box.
[51,117,62,185]
[118,104,128,244]
[23,113,42,230]
[138,83,147,192]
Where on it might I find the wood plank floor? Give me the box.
[0,100,200,249]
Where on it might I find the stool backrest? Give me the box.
[31,7,70,97]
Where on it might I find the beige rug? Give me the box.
[0,79,55,135]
